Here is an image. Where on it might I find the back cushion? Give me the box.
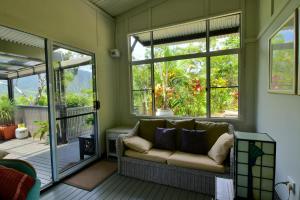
[195,121,229,149]
[154,128,177,151]
[139,119,166,143]
[180,129,208,154]
[166,119,195,148]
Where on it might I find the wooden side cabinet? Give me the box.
[106,127,132,159]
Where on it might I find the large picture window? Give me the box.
[129,14,240,118]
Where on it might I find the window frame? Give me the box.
[129,13,241,119]
[0,79,9,98]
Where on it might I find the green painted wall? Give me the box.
[0,0,118,153]
[256,0,300,199]
[115,0,258,131]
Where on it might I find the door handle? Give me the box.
[94,100,100,110]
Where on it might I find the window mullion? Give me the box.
[150,31,155,116]
[206,19,211,118]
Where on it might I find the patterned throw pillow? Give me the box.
[154,128,177,151]
[180,129,208,154]
[0,165,35,200]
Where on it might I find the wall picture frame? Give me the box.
[269,13,297,94]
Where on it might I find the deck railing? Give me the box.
[62,107,93,140]
[10,105,93,142]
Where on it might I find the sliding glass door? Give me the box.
[47,42,99,180]
[0,23,99,189]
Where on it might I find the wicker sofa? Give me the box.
[116,119,234,195]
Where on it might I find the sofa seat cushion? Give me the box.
[125,149,173,163]
[167,151,225,173]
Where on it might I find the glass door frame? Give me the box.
[45,39,100,182]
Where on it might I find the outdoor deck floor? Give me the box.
[41,173,212,200]
[0,137,88,187]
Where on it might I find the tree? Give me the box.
[132,33,240,117]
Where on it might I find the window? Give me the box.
[13,73,48,106]
[129,14,240,118]
[0,80,8,98]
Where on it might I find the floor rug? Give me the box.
[64,160,117,191]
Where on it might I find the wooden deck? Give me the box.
[41,173,212,200]
[0,137,89,188]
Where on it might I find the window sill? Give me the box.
[130,113,241,123]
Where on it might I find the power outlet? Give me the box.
[287,176,295,193]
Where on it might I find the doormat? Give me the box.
[64,160,117,191]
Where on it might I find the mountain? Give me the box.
[0,68,93,98]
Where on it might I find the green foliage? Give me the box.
[36,94,48,106]
[132,33,240,117]
[0,96,15,122]
[33,120,49,140]
[65,93,90,107]
[15,94,48,106]
[16,96,33,106]
[270,26,295,90]
[85,115,94,125]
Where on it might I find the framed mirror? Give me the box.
[269,13,296,94]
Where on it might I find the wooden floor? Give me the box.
[0,137,91,188]
[41,173,212,200]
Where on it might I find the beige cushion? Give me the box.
[0,150,8,159]
[208,133,233,164]
[125,149,173,163]
[123,136,153,153]
[167,151,225,173]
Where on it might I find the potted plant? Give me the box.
[33,120,49,143]
[0,97,17,140]
[155,84,174,116]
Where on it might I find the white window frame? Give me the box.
[129,13,241,119]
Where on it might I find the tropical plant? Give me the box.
[132,33,240,117]
[65,93,90,107]
[0,97,15,123]
[33,120,49,140]
[85,115,94,125]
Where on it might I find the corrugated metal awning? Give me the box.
[0,26,44,48]
[133,14,240,46]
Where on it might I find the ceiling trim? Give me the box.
[81,0,115,20]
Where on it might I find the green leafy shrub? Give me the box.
[66,93,90,107]
[33,120,49,140]
[0,96,15,123]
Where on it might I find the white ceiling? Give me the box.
[88,0,149,16]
